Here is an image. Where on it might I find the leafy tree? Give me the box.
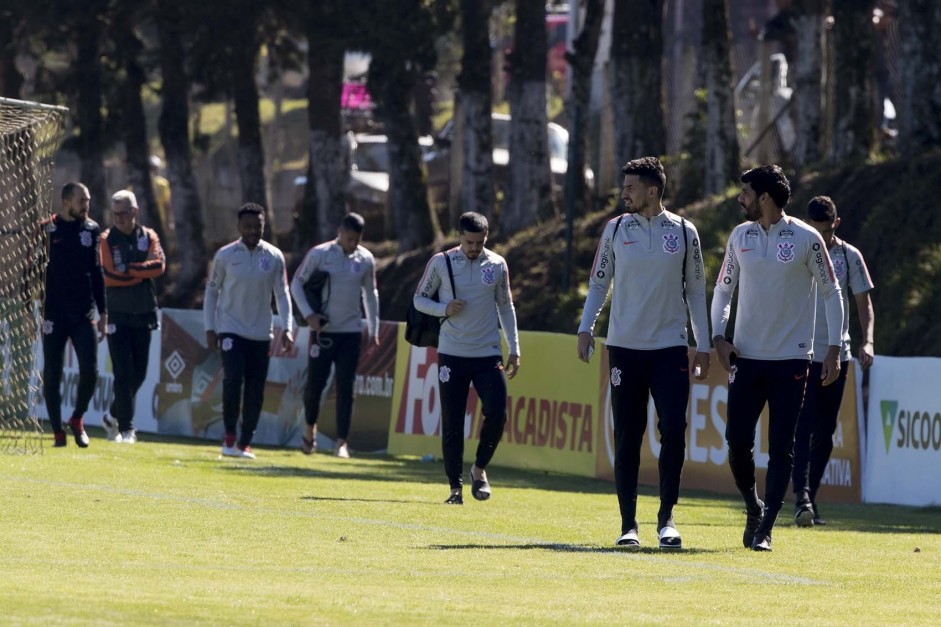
[792,0,825,167]
[897,1,941,155]
[830,0,875,164]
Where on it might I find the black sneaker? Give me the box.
[444,492,463,505]
[67,417,89,448]
[751,530,772,552]
[812,503,827,526]
[743,500,765,548]
[795,502,815,528]
[53,432,67,448]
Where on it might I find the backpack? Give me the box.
[303,269,330,321]
[405,252,456,347]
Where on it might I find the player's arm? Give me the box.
[496,258,520,375]
[577,219,617,362]
[362,256,380,344]
[807,233,844,385]
[100,231,137,286]
[684,221,711,379]
[290,247,321,320]
[204,251,225,348]
[711,233,740,372]
[128,228,166,279]
[272,253,294,349]
[413,253,447,317]
[855,290,874,368]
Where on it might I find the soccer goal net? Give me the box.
[0,97,68,454]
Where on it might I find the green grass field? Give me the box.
[2,430,939,625]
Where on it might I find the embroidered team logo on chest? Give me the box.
[662,233,680,255]
[349,258,362,274]
[258,256,273,272]
[79,231,93,247]
[777,241,795,263]
[481,266,496,285]
[832,256,846,281]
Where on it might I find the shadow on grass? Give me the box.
[299,495,427,506]
[426,543,721,555]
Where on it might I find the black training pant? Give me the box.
[304,332,362,440]
[107,324,153,431]
[792,360,849,506]
[218,333,270,447]
[608,345,690,534]
[42,313,98,432]
[726,358,809,529]
[438,354,507,490]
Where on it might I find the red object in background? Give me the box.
[342,82,373,110]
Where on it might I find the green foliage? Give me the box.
[3,433,940,623]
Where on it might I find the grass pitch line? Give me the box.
[4,471,822,586]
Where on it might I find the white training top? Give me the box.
[711,214,844,360]
[203,238,294,341]
[578,210,711,352]
[290,239,380,336]
[813,238,874,363]
[413,246,520,358]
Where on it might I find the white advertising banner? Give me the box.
[865,356,941,506]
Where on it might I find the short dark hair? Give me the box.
[806,196,837,222]
[741,165,791,208]
[621,156,666,196]
[61,181,86,201]
[237,202,266,221]
[458,212,489,234]
[340,212,365,233]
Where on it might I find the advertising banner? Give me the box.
[156,310,398,451]
[865,356,941,506]
[388,329,600,476]
[594,348,862,503]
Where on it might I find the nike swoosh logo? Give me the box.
[623,241,637,245]
[741,248,754,252]
[794,373,806,380]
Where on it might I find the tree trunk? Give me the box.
[830,0,875,165]
[457,0,495,225]
[156,0,207,300]
[792,0,824,167]
[897,1,941,155]
[301,1,348,251]
[610,0,666,167]
[111,2,164,242]
[702,0,740,195]
[502,0,552,235]
[0,8,24,98]
[564,0,603,208]
[230,30,268,221]
[376,60,437,251]
[74,9,107,213]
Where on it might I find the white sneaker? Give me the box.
[237,445,256,460]
[335,442,350,459]
[103,414,119,441]
[221,444,241,457]
[119,430,137,444]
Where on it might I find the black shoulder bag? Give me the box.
[405,253,456,347]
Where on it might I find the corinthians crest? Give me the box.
[662,232,680,254]
[777,241,795,263]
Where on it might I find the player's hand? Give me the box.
[445,299,466,317]
[858,342,874,369]
[714,337,738,373]
[822,346,841,386]
[692,351,710,380]
[96,314,108,342]
[577,332,595,363]
[306,313,328,332]
[280,330,294,353]
[505,354,520,379]
[206,330,218,350]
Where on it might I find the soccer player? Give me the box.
[290,212,379,458]
[792,196,874,526]
[712,165,844,551]
[412,212,520,505]
[577,157,711,549]
[42,182,108,448]
[204,203,294,460]
[100,190,166,444]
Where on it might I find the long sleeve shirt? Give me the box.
[100,224,166,327]
[290,239,379,336]
[203,238,294,342]
[711,214,844,361]
[578,210,711,352]
[413,247,520,358]
[43,214,106,320]
[813,238,874,363]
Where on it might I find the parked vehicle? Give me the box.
[424,113,595,212]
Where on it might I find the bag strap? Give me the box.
[610,214,625,259]
[681,217,688,304]
[443,251,456,297]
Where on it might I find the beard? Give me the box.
[741,201,760,221]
